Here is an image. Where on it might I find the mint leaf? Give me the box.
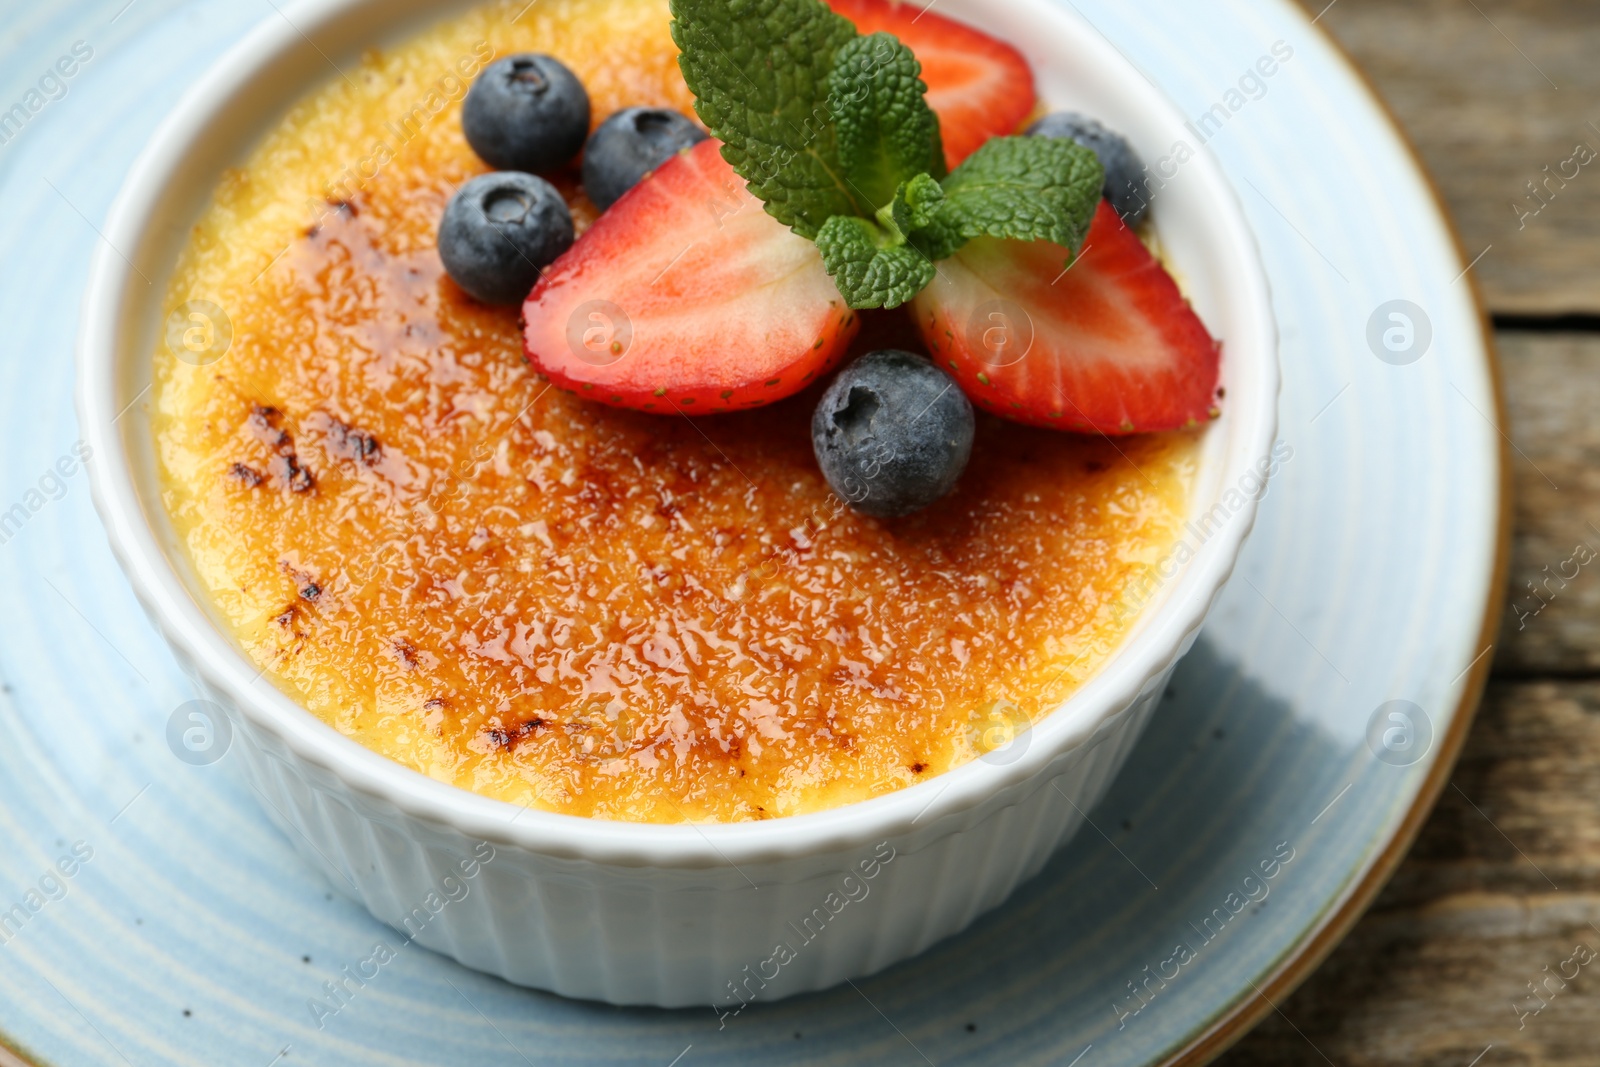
[915,136,1104,261]
[885,173,946,236]
[828,33,946,211]
[670,0,862,238]
[816,215,938,310]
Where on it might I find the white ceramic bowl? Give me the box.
[77,0,1278,1008]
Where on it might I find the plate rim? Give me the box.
[0,0,1510,1062]
[1162,1,1512,1062]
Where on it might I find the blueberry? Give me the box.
[462,54,590,172]
[438,172,574,305]
[582,108,708,211]
[1027,112,1148,225]
[812,350,974,518]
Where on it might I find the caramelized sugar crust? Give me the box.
[153,0,1198,821]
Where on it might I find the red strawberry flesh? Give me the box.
[913,201,1222,433]
[522,138,860,412]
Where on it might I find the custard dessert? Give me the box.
[153,0,1216,822]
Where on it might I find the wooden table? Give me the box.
[1221,2,1600,1064]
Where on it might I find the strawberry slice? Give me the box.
[826,0,1036,168]
[522,138,859,413]
[913,201,1221,434]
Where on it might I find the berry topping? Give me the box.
[673,0,1092,312]
[1027,112,1149,225]
[521,138,859,411]
[462,54,590,172]
[582,107,709,211]
[438,172,574,305]
[812,349,974,517]
[825,0,1037,168]
[913,200,1220,433]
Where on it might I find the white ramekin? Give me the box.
[77,0,1278,1007]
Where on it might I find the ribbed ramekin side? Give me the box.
[198,654,1171,1005]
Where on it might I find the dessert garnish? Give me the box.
[671,0,1102,312]
[431,0,1222,514]
[811,348,974,518]
[581,107,709,210]
[438,171,574,304]
[461,54,591,171]
[521,136,861,410]
[914,200,1222,433]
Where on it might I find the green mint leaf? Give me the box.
[914,136,1105,261]
[884,173,946,236]
[670,0,862,238]
[815,215,938,310]
[828,33,946,210]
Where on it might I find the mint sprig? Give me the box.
[670,0,1105,310]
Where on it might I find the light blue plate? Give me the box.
[0,0,1503,1064]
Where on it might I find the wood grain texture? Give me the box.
[1494,333,1600,675]
[1295,0,1600,314]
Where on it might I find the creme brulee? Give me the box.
[152,0,1202,822]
